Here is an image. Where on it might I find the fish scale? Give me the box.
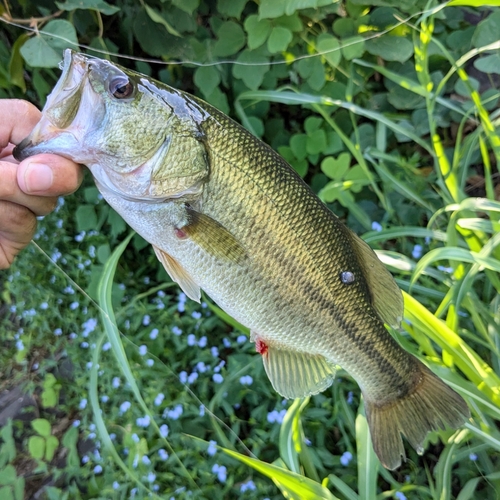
[14,49,470,470]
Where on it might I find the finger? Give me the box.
[0,161,58,216]
[0,200,37,270]
[17,154,84,196]
[0,99,41,149]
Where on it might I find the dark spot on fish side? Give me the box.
[255,338,268,357]
[340,271,355,284]
[174,227,188,239]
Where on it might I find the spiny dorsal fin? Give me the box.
[184,207,246,264]
[255,334,337,399]
[349,232,403,328]
[153,245,200,302]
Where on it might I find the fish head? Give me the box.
[14,49,210,201]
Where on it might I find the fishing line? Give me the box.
[0,3,445,68]
[30,238,257,458]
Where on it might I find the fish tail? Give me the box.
[364,361,470,470]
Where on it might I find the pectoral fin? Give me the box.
[254,334,336,399]
[153,245,200,302]
[183,207,246,264]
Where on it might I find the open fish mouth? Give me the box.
[13,50,102,165]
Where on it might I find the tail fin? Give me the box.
[364,362,470,470]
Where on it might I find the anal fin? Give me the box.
[256,336,336,399]
[153,245,200,302]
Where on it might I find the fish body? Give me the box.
[14,50,469,469]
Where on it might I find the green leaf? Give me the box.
[341,36,365,60]
[55,0,119,14]
[194,65,220,96]
[217,0,247,18]
[290,134,308,160]
[365,36,414,63]
[144,5,181,37]
[321,153,351,179]
[76,205,98,232]
[0,465,16,486]
[44,436,59,462]
[0,486,13,500]
[213,21,246,56]
[233,50,269,90]
[172,0,199,15]
[259,0,286,19]
[41,388,57,408]
[32,418,51,438]
[244,15,272,49]
[267,26,293,53]
[9,35,28,91]
[317,34,342,68]
[449,0,500,4]
[222,448,340,499]
[306,129,327,155]
[356,408,378,500]
[28,436,45,460]
[473,54,500,74]
[279,398,307,473]
[20,20,78,68]
[472,10,500,47]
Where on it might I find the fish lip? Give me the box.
[13,138,33,162]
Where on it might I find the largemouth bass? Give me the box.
[14,49,469,470]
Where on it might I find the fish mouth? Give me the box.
[13,49,99,164]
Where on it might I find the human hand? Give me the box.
[0,99,83,269]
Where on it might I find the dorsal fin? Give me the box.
[349,233,403,328]
[153,245,200,302]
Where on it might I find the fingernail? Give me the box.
[24,163,54,193]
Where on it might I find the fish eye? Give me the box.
[109,76,134,99]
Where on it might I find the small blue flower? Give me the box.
[136,415,151,428]
[112,377,120,389]
[395,493,407,500]
[187,334,196,346]
[469,452,478,461]
[172,326,182,336]
[188,372,198,384]
[142,456,151,466]
[207,440,217,456]
[158,449,169,461]
[139,345,147,356]
[81,455,89,464]
[239,375,253,386]
[179,371,188,384]
[120,401,131,414]
[79,399,87,410]
[131,433,140,443]
[142,315,150,326]
[160,424,169,438]
[167,404,183,420]
[371,221,383,232]
[93,465,103,474]
[150,328,159,339]
[54,328,63,336]
[80,342,89,349]
[196,361,207,373]
[40,302,48,310]
[191,311,202,319]
[412,244,423,259]
[223,338,231,348]
[212,464,227,483]
[236,335,247,344]
[102,342,111,351]
[64,286,75,294]
[113,481,120,490]
[101,395,109,403]
[15,340,24,351]
[198,336,207,348]
[211,346,219,358]
[73,420,81,427]
[146,359,154,367]
[240,480,256,492]
[155,393,165,406]
[340,451,353,466]
[347,391,354,405]
[199,405,206,416]
[213,374,223,384]
[70,301,79,310]
[147,472,156,483]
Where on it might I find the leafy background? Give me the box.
[1,0,500,499]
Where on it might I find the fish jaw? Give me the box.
[14,49,105,165]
